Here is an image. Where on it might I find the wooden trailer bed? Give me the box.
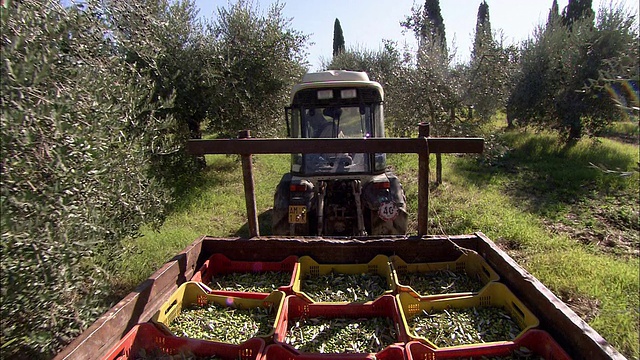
[54,233,625,360]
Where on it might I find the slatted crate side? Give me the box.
[390,251,500,300]
[191,253,298,296]
[101,322,265,360]
[292,254,395,303]
[397,282,540,349]
[406,329,573,360]
[260,343,407,360]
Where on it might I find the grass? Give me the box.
[598,118,639,142]
[393,125,639,358]
[113,120,639,359]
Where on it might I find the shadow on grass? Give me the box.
[453,131,638,218]
[234,209,273,238]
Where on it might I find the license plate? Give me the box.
[288,205,307,224]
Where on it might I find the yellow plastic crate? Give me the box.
[397,282,539,349]
[152,281,285,344]
[292,254,395,303]
[390,251,500,300]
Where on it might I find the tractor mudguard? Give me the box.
[360,171,408,235]
[273,174,316,236]
[272,173,292,235]
[361,172,405,210]
[273,173,292,210]
[386,172,406,206]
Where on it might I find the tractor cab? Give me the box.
[273,70,407,237]
[285,71,387,175]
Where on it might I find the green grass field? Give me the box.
[116,119,639,359]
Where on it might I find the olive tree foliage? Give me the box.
[329,0,498,138]
[323,41,415,135]
[466,35,520,123]
[123,0,209,139]
[402,44,464,137]
[507,1,638,140]
[324,41,402,94]
[205,0,309,138]
[400,0,466,137]
[324,40,465,137]
[1,0,185,358]
[584,4,639,118]
[460,1,520,125]
[106,0,211,173]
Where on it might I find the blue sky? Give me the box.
[193,0,638,71]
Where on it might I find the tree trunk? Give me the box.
[188,118,206,167]
[567,113,582,141]
[569,123,581,140]
[506,112,514,128]
[427,99,438,128]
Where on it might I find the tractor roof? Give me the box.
[291,70,383,103]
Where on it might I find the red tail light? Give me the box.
[289,184,307,192]
[373,181,390,190]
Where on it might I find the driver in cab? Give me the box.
[307,107,343,138]
[305,107,352,169]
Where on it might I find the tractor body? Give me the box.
[272,70,408,236]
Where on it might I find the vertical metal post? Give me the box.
[436,153,442,185]
[420,122,441,184]
[418,122,430,138]
[238,130,259,238]
[418,123,430,237]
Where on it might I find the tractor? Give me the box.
[272,70,408,236]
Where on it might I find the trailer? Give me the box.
[54,234,625,360]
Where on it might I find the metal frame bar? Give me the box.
[186,134,483,237]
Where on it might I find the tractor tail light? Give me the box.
[290,184,308,192]
[373,181,390,190]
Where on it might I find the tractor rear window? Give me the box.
[301,105,372,175]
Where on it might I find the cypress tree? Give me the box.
[422,0,447,53]
[562,0,594,27]
[547,0,560,26]
[472,1,492,60]
[333,18,345,57]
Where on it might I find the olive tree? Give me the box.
[324,41,416,135]
[106,0,211,172]
[507,1,638,140]
[324,40,402,90]
[1,1,183,357]
[401,2,464,137]
[402,45,464,137]
[205,0,309,138]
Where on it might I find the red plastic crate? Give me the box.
[406,329,572,360]
[261,343,406,360]
[191,253,298,297]
[101,322,264,360]
[273,295,409,358]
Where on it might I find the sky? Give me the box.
[193,0,638,71]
